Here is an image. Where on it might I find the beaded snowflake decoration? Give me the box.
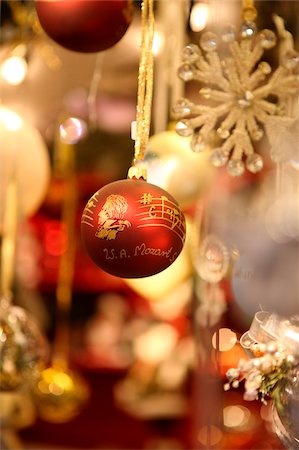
[173,12,299,176]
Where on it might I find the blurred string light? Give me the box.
[212,328,237,352]
[0,43,28,85]
[190,1,209,32]
[223,405,251,429]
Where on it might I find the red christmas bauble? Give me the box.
[35,0,134,53]
[81,179,186,278]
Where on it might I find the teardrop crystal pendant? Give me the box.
[222,24,237,43]
[258,29,277,49]
[240,21,256,38]
[210,148,228,167]
[246,153,263,173]
[182,43,201,63]
[196,234,230,283]
[178,63,195,81]
[176,120,193,137]
[200,32,218,52]
[227,159,245,177]
[191,132,205,153]
[173,98,192,117]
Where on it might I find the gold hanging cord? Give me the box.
[129,0,154,179]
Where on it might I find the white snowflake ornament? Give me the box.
[174,20,299,176]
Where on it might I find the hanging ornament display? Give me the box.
[81,0,186,278]
[0,298,48,392]
[173,0,299,176]
[224,312,299,449]
[35,0,134,53]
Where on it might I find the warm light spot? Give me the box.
[53,372,74,391]
[223,405,251,428]
[152,30,165,56]
[1,56,27,85]
[197,425,223,446]
[212,328,237,352]
[190,2,209,32]
[0,108,23,131]
[44,221,67,256]
[133,323,178,364]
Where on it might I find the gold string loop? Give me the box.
[129,0,154,179]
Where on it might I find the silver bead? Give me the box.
[210,148,228,167]
[177,63,194,81]
[182,43,201,63]
[240,21,256,39]
[246,153,263,173]
[200,32,218,52]
[175,120,193,137]
[258,29,277,49]
[222,24,237,43]
[227,159,245,177]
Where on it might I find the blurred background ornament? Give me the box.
[143,130,215,208]
[174,1,299,176]
[32,364,89,423]
[0,299,48,392]
[0,106,50,228]
[196,234,230,284]
[35,0,134,53]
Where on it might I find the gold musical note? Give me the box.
[139,193,153,205]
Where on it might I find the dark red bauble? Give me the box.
[81,179,186,278]
[35,0,134,53]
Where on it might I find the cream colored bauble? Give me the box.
[144,130,215,208]
[0,107,50,229]
[123,218,193,302]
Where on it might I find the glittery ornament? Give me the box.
[32,366,89,423]
[35,0,134,53]
[0,302,48,391]
[174,12,299,176]
[81,179,186,278]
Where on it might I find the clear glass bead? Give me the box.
[258,61,272,75]
[172,98,192,117]
[251,128,264,141]
[177,63,195,81]
[258,29,277,49]
[210,148,228,167]
[197,235,230,283]
[246,153,263,173]
[217,126,230,139]
[176,120,193,137]
[200,32,218,52]
[282,50,299,70]
[60,117,87,144]
[240,21,256,39]
[191,133,205,152]
[199,87,211,99]
[222,24,237,43]
[182,43,201,62]
[227,159,245,176]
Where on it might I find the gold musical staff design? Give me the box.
[136,194,185,244]
[81,192,99,227]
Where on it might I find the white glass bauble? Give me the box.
[0,107,50,229]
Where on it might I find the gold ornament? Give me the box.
[174,3,299,177]
[32,365,89,423]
